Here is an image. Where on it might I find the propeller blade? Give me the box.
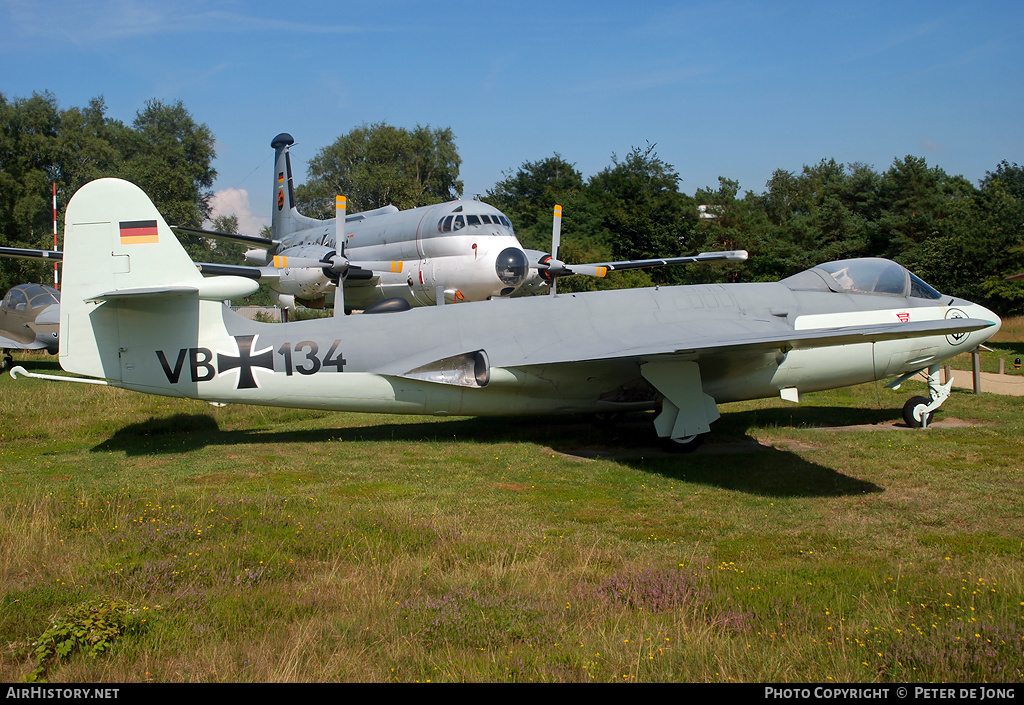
[335,195,347,317]
[550,204,562,295]
[566,264,609,278]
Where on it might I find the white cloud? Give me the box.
[208,188,268,235]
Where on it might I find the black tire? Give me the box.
[591,412,622,428]
[662,433,706,453]
[902,396,932,428]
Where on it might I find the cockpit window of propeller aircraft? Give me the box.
[3,284,60,312]
[438,213,514,233]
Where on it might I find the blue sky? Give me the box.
[3,0,1022,232]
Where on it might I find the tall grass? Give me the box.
[1,335,1022,682]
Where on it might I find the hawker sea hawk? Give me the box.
[11,179,1001,447]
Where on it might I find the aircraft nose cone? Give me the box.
[495,247,529,290]
[977,304,1002,340]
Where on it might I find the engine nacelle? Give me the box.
[270,244,338,300]
[244,248,270,265]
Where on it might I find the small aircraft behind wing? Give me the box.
[176,134,746,313]
[0,283,60,370]
[11,178,1003,448]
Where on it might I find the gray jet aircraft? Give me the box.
[12,178,1002,446]
[0,282,60,370]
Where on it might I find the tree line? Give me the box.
[0,91,234,295]
[485,146,1024,314]
[3,93,1022,314]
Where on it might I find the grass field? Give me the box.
[1,325,1023,683]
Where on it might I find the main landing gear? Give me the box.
[890,364,952,429]
[642,360,720,452]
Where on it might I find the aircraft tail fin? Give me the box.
[270,133,323,242]
[59,178,257,380]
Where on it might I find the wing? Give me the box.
[567,250,749,278]
[0,331,43,349]
[0,246,63,261]
[171,226,279,250]
[372,296,995,382]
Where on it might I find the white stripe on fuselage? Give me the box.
[794,306,937,330]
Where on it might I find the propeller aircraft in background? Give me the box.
[0,282,60,370]
[179,134,747,314]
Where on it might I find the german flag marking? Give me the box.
[119,220,159,245]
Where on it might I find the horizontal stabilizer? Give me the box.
[85,275,258,303]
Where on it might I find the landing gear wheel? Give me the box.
[592,412,622,428]
[902,396,932,428]
[662,433,706,453]
[1,354,12,372]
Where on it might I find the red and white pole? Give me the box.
[53,183,59,289]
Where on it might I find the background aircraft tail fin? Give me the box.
[270,133,322,241]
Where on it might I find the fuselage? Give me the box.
[109,262,1001,418]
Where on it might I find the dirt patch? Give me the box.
[769,439,821,451]
[820,417,991,431]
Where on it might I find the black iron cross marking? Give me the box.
[218,335,274,389]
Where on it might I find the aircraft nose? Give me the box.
[975,304,1002,341]
[494,247,529,293]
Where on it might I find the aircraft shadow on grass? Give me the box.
[90,409,886,498]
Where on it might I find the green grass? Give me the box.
[1,344,1023,683]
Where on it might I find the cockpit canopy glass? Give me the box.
[814,258,942,299]
[438,212,513,233]
[2,284,59,311]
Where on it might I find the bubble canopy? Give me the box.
[811,258,943,300]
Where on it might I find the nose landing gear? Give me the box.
[890,364,952,428]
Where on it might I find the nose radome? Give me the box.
[976,304,1002,341]
[495,247,529,289]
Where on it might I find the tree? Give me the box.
[981,160,1024,201]
[0,92,62,293]
[0,94,218,291]
[485,153,585,251]
[296,122,462,216]
[585,143,692,267]
[118,99,217,262]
